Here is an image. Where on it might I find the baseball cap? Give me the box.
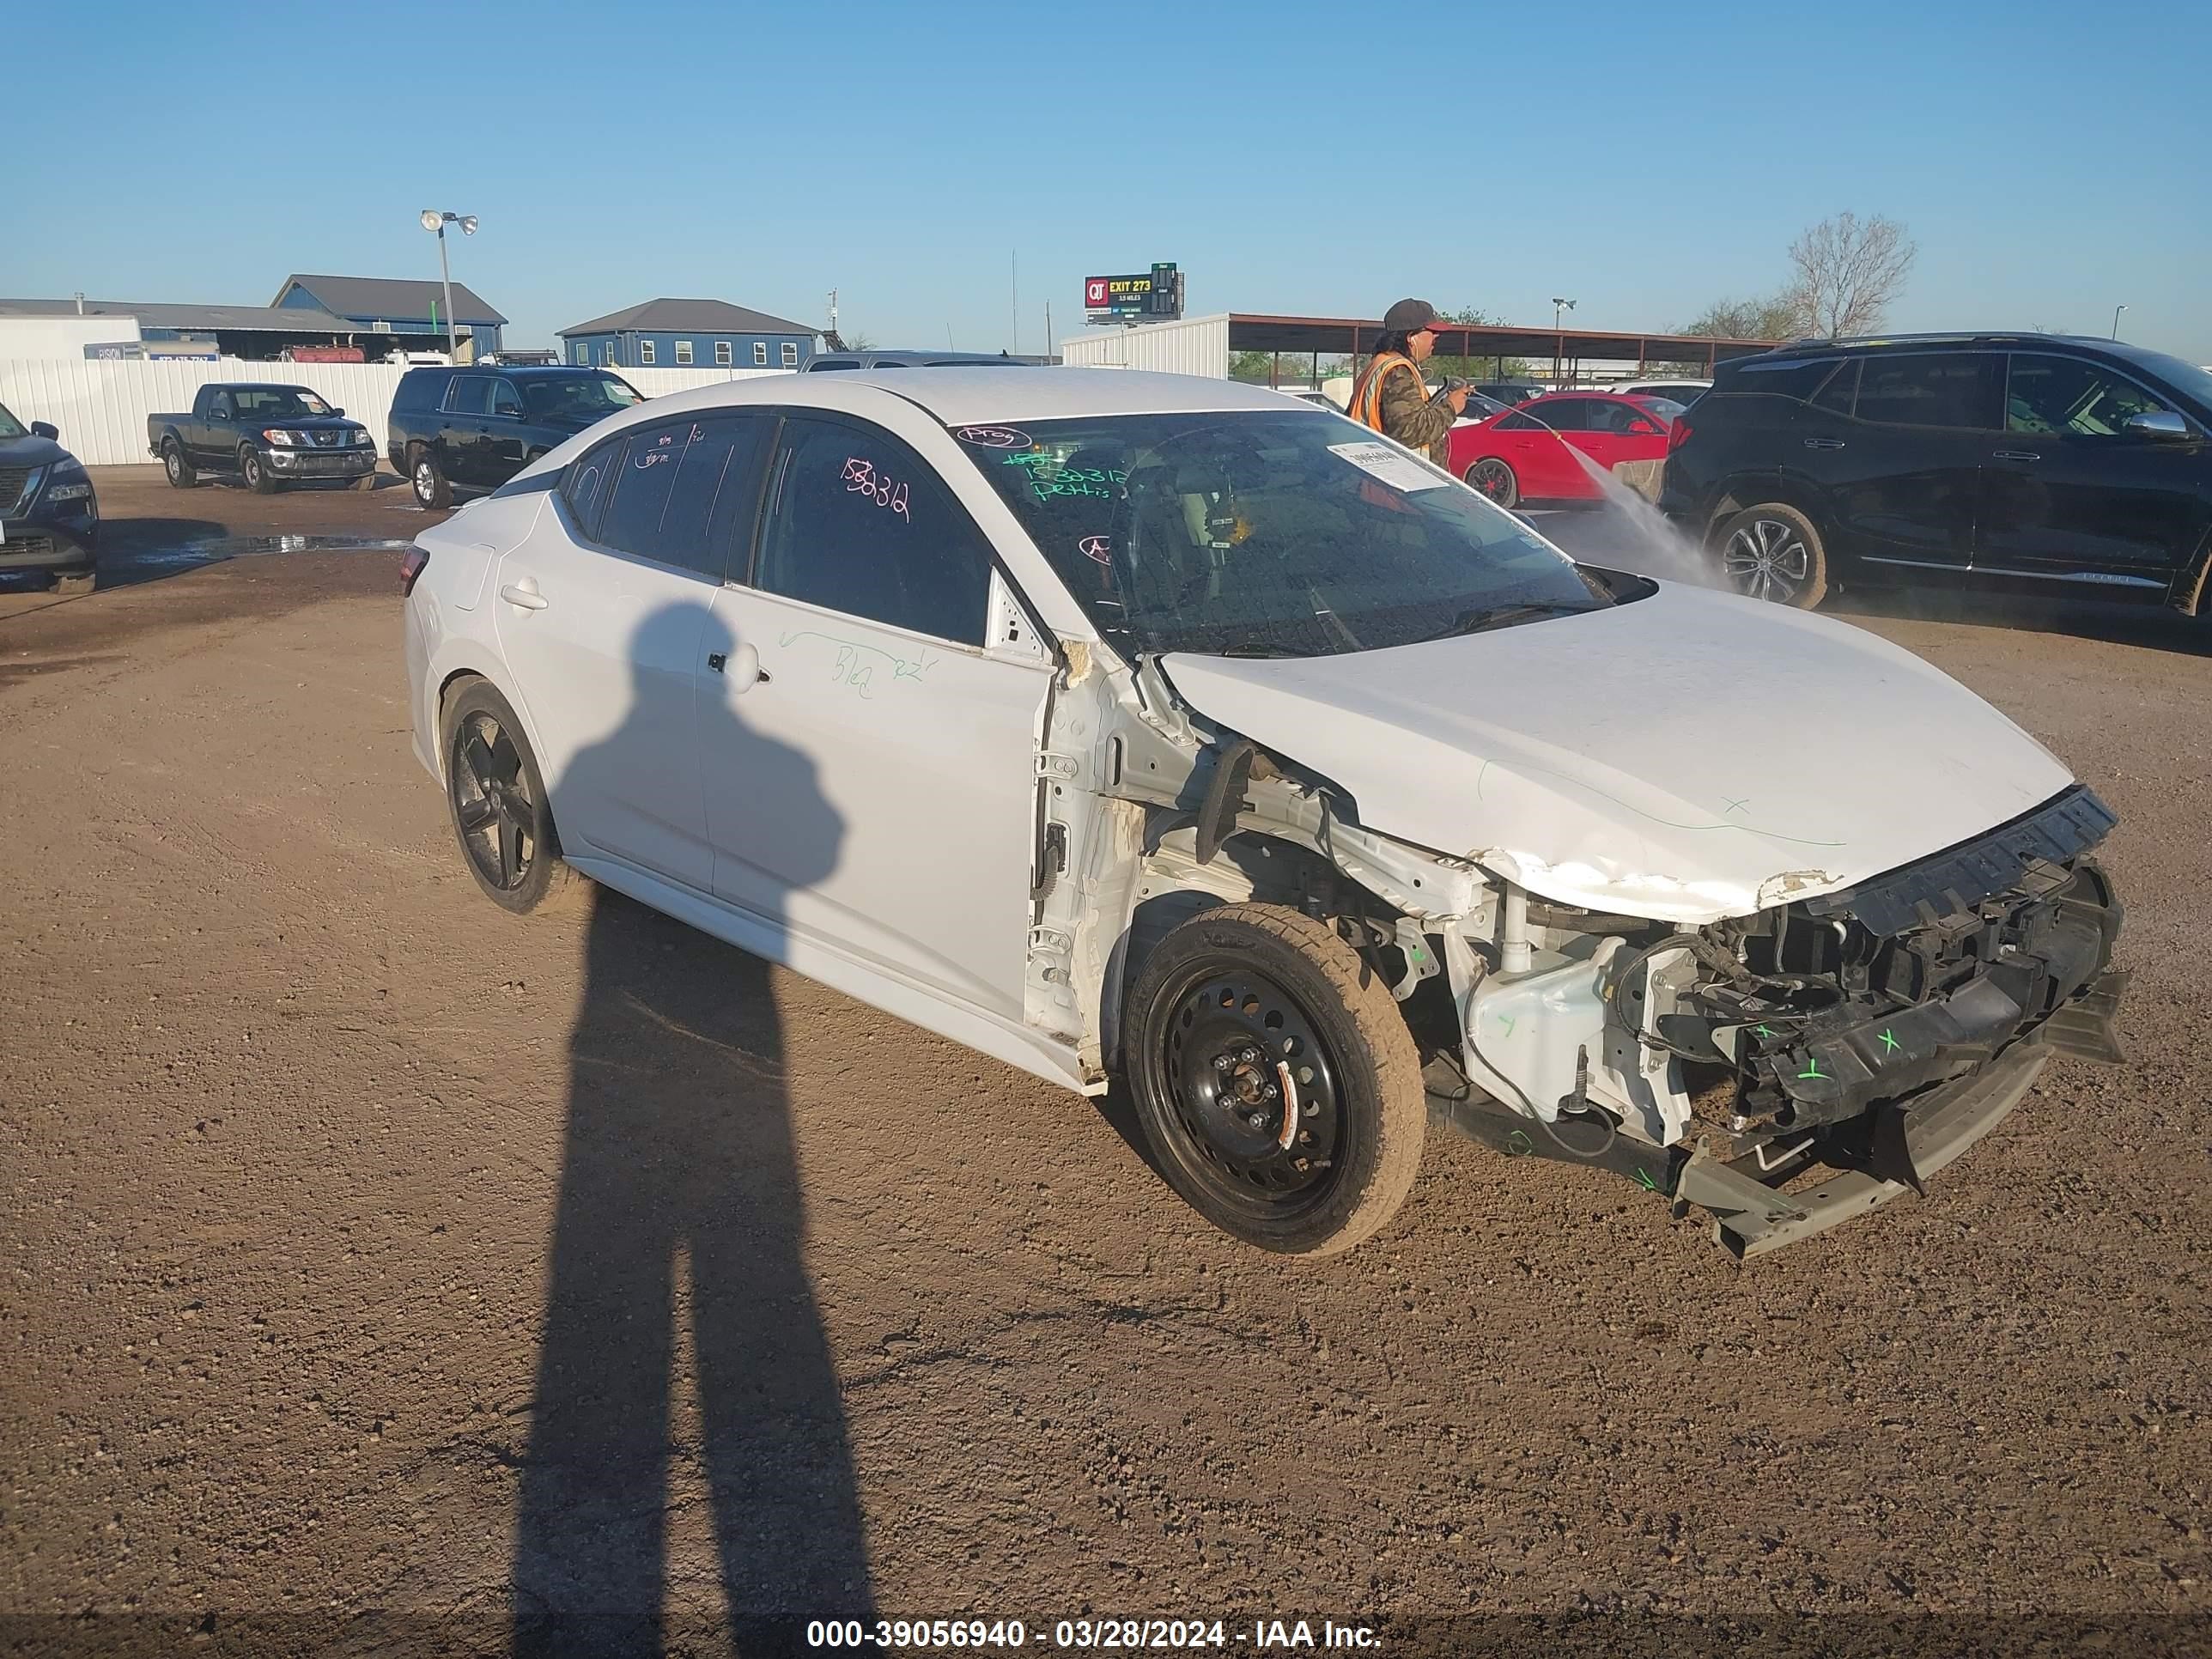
[1382,298,1444,333]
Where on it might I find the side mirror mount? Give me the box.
[331,407,346,418]
[29,421,58,440]
[2124,410,2191,441]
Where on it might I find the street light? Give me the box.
[1551,297,1577,386]
[419,210,478,357]
[2111,303,2127,340]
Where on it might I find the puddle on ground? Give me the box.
[118,534,416,570]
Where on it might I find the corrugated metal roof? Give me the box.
[275,274,507,325]
[0,297,358,332]
[560,297,815,337]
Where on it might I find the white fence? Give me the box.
[0,358,792,467]
[1058,313,1231,379]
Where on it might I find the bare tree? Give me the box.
[1786,212,1917,338]
[1677,292,1806,342]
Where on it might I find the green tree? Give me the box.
[1675,293,1805,343]
[1426,306,1535,381]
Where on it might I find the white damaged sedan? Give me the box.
[401,369,2126,1257]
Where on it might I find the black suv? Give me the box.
[387,366,642,507]
[1660,334,2212,611]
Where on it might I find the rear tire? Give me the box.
[1716,502,1828,608]
[411,447,453,509]
[1124,902,1425,1256]
[441,678,586,916]
[161,440,197,489]
[240,447,281,495]
[1465,456,1520,508]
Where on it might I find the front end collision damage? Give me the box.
[1024,646,2127,1257]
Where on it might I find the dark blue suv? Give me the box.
[0,402,99,594]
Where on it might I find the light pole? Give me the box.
[2111,303,2127,340]
[419,210,478,357]
[1551,297,1576,386]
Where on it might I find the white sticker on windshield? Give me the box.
[1328,441,1447,492]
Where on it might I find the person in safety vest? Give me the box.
[1346,297,1469,466]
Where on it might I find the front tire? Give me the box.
[1717,502,1829,608]
[1124,902,1425,1256]
[162,440,197,489]
[1465,456,1520,508]
[240,447,280,495]
[411,447,453,509]
[441,679,586,915]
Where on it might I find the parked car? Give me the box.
[1447,391,1682,507]
[1611,378,1711,404]
[402,368,2124,1259]
[148,384,378,494]
[387,365,644,508]
[0,402,99,594]
[1660,333,2212,610]
[1473,380,1547,406]
[803,349,1026,371]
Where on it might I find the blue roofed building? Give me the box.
[558,298,817,371]
[271,274,507,356]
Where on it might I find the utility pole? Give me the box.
[1043,299,1052,361]
[1012,251,1019,357]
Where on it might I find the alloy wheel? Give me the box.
[1467,458,1516,505]
[450,711,537,891]
[1723,516,1810,603]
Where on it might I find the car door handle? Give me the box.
[709,642,768,689]
[497,581,548,611]
[1802,436,1847,450]
[1991,449,2041,462]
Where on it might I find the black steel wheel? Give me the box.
[162,440,197,489]
[1717,502,1829,608]
[240,447,281,495]
[441,679,584,915]
[1465,456,1519,507]
[1125,903,1424,1255]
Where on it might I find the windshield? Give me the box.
[520,374,643,422]
[2130,350,2212,417]
[234,387,331,420]
[0,403,23,441]
[956,410,1616,658]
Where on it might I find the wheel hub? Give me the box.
[1164,973,1339,1195]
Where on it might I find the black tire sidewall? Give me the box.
[163,442,192,486]
[1125,905,1420,1255]
[412,451,450,508]
[1468,458,1518,508]
[441,680,564,915]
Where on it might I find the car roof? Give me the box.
[628,367,1321,426]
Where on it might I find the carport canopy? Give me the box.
[1229,313,1778,377]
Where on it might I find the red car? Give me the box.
[1445,391,1683,508]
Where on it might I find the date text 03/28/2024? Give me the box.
[805,1619,1382,1650]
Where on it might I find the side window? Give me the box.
[754,416,992,646]
[445,376,493,416]
[675,339,694,366]
[752,341,769,366]
[1584,401,1643,434]
[1497,410,1542,432]
[1809,360,1859,416]
[489,380,523,418]
[781,341,799,368]
[1854,354,2002,430]
[715,341,732,367]
[2007,356,2173,438]
[561,440,618,541]
[638,339,656,365]
[590,416,772,581]
[211,392,234,419]
[1529,399,1589,431]
[573,343,590,366]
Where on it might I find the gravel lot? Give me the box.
[3,471,2207,1656]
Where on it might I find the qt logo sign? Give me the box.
[1085,278,1108,307]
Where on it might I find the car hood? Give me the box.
[1158,583,2076,924]
[283,416,367,433]
[0,434,70,468]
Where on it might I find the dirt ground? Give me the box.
[2,471,2207,1656]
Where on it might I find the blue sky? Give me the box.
[15,1,2210,362]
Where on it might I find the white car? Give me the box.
[1609,378,1712,404]
[402,369,2125,1258]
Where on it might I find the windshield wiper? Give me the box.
[1420,601,1598,642]
[1211,639,1313,659]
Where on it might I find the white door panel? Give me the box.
[701,586,1050,1024]
[493,513,717,890]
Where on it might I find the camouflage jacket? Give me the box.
[1369,356,1455,465]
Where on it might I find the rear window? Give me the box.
[1723,357,1840,402]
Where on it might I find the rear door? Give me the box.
[1979,352,2212,588]
[699,410,1054,1022]
[492,415,770,891]
[441,374,495,486]
[480,377,531,483]
[1522,397,1598,497]
[1802,351,2000,574]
